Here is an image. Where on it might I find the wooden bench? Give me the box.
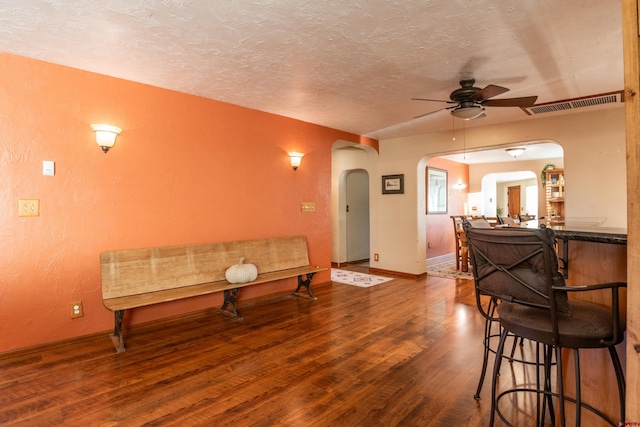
[101,235,326,353]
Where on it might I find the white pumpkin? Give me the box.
[225,257,258,283]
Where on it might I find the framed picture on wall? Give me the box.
[427,168,448,214]
[382,174,404,194]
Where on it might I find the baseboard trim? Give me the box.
[427,253,455,266]
[368,267,426,280]
[331,260,369,268]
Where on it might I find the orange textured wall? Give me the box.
[0,53,371,353]
[425,157,468,259]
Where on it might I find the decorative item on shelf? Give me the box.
[289,152,304,171]
[225,257,258,284]
[506,147,526,158]
[91,124,122,153]
[540,163,556,186]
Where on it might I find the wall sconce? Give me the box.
[454,182,467,190]
[289,152,304,171]
[506,147,526,158]
[91,124,122,153]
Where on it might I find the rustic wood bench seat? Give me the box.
[101,235,326,353]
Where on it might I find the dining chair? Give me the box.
[483,216,499,227]
[518,213,536,222]
[450,215,466,271]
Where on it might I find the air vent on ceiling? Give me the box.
[521,91,624,115]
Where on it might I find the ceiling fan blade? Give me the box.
[482,96,538,107]
[471,84,510,101]
[411,97,457,104]
[413,106,453,119]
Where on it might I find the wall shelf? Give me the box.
[545,168,565,223]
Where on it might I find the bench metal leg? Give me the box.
[221,288,243,320]
[294,272,317,300]
[110,310,126,353]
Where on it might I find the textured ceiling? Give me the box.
[0,0,624,140]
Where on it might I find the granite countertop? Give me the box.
[516,220,627,245]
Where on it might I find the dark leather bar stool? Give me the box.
[464,218,539,401]
[464,224,626,427]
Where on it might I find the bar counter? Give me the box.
[511,219,627,425]
[512,219,627,244]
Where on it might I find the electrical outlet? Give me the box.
[374,253,379,262]
[71,301,84,318]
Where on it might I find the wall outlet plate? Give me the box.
[71,301,84,318]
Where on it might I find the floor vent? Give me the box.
[521,91,624,115]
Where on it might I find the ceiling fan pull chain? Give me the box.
[463,121,466,160]
[452,115,456,141]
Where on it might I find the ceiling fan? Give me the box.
[412,78,538,120]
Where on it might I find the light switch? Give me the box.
[301,202,316,212]
[43,161,55,176]
[18,199,40,217]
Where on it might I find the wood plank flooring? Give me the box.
[1,266,559,426]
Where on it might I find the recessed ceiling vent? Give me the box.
[521,91,624,115]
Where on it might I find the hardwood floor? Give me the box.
[1,267,555,426]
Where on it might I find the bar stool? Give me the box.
[464,224,626,427]
[464,218,543,401]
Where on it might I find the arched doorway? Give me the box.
[331,141,378,266]
[481,170,538,219]
[423,141,563,264]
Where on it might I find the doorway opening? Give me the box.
[330,141,376,267]
[480,170,538,219]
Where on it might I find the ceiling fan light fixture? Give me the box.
[506,147,526,158]
[451,105,485,120]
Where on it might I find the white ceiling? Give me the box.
[0,1,624,141]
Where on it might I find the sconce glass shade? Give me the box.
[289,152,304,170]
[451,105,485,120]
[91,124,121,153]
[506,147,526,158]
